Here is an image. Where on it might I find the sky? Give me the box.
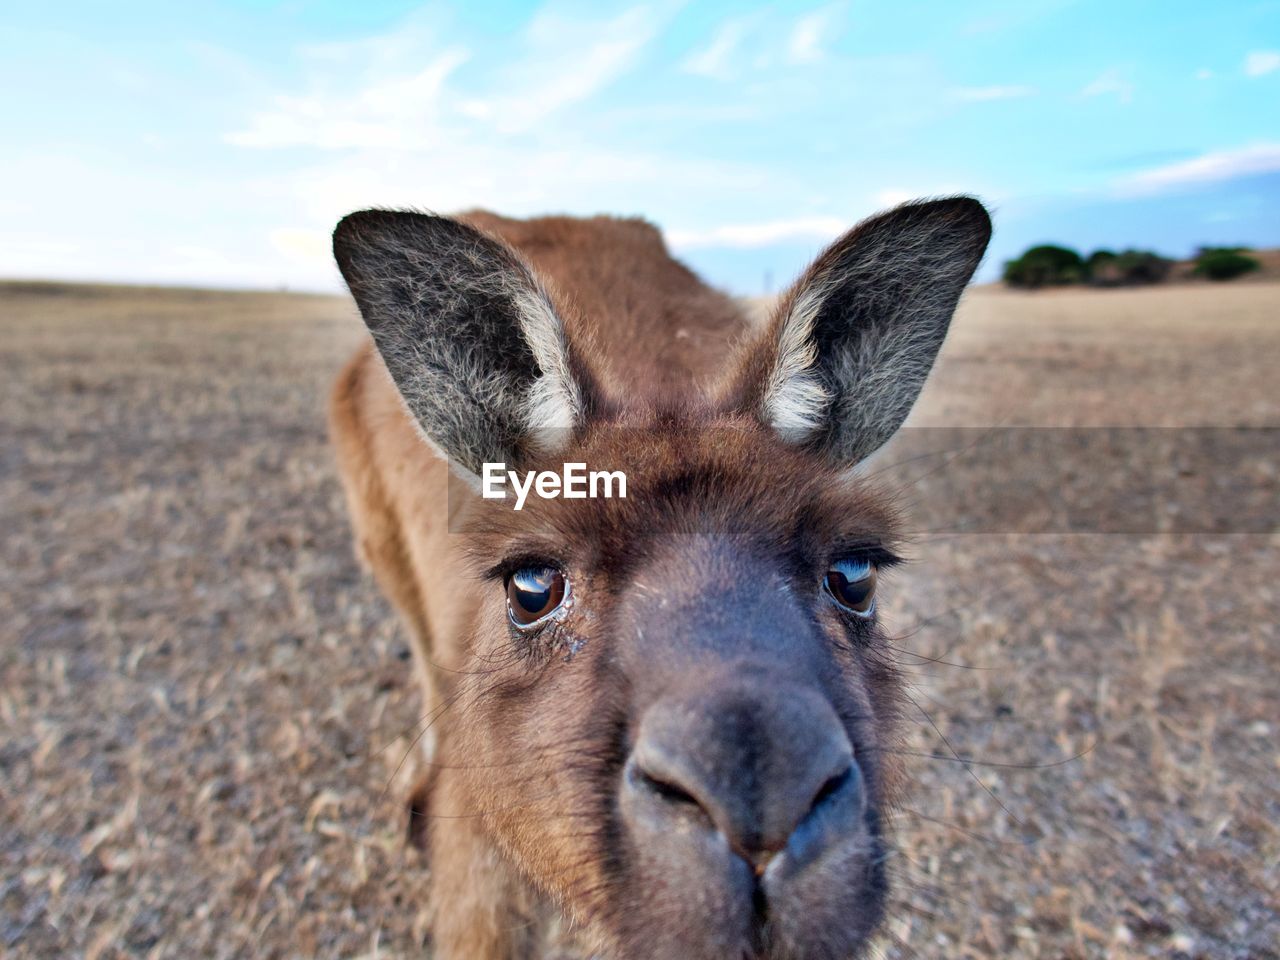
[3,0,1279,293]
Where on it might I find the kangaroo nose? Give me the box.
[624,685,863,876]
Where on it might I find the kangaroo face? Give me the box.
[447,423,905,957]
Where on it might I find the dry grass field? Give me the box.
[2,278,1277,959]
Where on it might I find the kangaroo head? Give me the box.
[334,198,990,958]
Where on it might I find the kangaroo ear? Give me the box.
[334,210,589,477]
[739,197,991,466]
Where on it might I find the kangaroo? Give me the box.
[328,198,991,959]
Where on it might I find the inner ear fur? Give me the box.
[333,209,593,477]
[733,197,992,466]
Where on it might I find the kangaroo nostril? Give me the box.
[626,753,714,823]
[810,764,854,815]
[638,768,701,808]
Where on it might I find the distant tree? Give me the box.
[1005,241,1258,288]
[1085,249,1120,285]
[1082,248,1172,286]
[1193,248,1261,281]
[1112,249,1173,285]
[1003,245,1086,288]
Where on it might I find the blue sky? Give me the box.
[3,0,1278,292]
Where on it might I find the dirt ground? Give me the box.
[2,278,1277,959]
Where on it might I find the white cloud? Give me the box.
[281,146,768,230]
[220,0,781,251]
[948,84,1037,102]
[227,49,470,150]
[682,18,750,78]
[7,237,80,256]
[1079,68,1133,103]
[269,227,331,266]
[1118,143,1280,195]
[787,4,841,64]
[667,216,848,249]
[1195,68,1214,80]
[227,5,668,148]
[1244,50,1280,77]
[466,5,667,134]
[668,191,992,254]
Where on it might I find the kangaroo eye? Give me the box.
[507,567,568,627]
[823,559,877,617]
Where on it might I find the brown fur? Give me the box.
[330,215,762,957]
[457,211,748,403]
[329,202,989,958]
